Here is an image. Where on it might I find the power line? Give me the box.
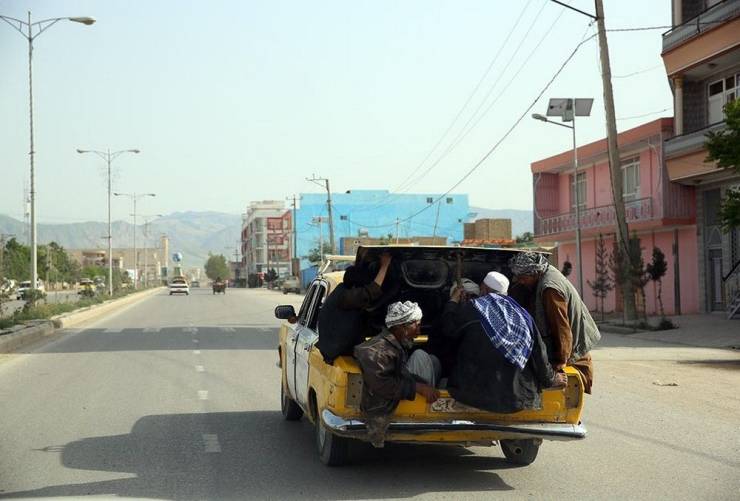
[350,0,539,214]
[392,33,598,226]
[616,107,672,121]
[613,64,662,78]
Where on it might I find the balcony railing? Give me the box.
[665,121,725,157]
[663,0,740,52]
[536,197,654,237]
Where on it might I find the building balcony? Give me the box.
[665,121,726,158]
[536,197,654,238]
[663,0,740,53]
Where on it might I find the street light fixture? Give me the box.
[114,192,156,289]
[76,148,141,295]
[1,11,95,300]
[532,98,593,297]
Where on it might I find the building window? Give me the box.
[708,74,737,125]
[569,172,586,209]
[446,197,453,204]
[621,157,640,201]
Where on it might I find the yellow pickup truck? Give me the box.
[275,245,587,466]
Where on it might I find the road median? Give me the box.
[0,287,163,353]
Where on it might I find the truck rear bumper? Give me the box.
[321,409,587,442]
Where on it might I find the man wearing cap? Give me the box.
[439,272,563,413]
[354,300,440,447]
[508,251,600,393]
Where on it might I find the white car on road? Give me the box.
[168,278,190,296]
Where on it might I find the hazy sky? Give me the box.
[0,0,673,224]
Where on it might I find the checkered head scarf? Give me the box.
[509,251,549,277]
[385,301,423,328]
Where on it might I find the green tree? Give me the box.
[646,247,668,319]
[705,99,740,231]
[307,243,332,265]
[515,232,534,244]
[204,253,230,280]
[610,235,649,321]
[588,234,613,320]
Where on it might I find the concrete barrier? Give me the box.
[52,286,164,329]
[0,321,55,353]
[0,287,164,353]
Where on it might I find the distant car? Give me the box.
[282,276,301,294]
[169,278,190,296]
[16,280,44,300]
[78,279,96,298]
[191,280,200,288]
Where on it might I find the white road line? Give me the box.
[220,327,235,332]
[195,365,205,372]
[103,328,122,333]
[192,339,199,344]
[202,433,221,453]
[143,327,160,333]
[197,390,209,400]
[183,327,198,333]
[193,350,201,355]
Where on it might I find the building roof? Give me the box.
[530,117,674,174]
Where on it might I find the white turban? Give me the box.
[450,278,480,298]
[483,271,510,295]
[385,301,423,328]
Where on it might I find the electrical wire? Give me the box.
[613,65,662,78]
[349,0,540,214]
[616,108,672,121]
[385,33,599,228]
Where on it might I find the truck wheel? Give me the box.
[281,384,303,421]
[501,439,540,465]
[315,412,350,466]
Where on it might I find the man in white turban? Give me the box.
[354,300,440,447]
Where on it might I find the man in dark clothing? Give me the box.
[440,275,565,414]
[316,253,391,363]
[354,300,440,447]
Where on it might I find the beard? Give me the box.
[401,337,415,350]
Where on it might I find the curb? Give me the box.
[0,320,55,353]
[52,287,164,329]
[0,287,163,353]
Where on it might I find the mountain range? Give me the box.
[0,208,533,268]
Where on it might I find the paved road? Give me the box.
[2,290,80,318]
[1,288,738,499]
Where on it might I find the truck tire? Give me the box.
[315,412,350,466]
[500,439,540,465]
[281,384,303,421]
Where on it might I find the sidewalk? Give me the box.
[608,313,740,350]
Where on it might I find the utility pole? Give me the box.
[306,175,335,254]
[395,218,400,244]
[286,195,302,277]
[115,192,155,290]
[549,0,636,319]
[594,0,636,321]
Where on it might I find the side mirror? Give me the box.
[275,305,297,320]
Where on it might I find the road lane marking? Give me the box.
[183,327,198,333]
[220,327,235,332]
[198,390,209,400]
[192,339,199,344]
[103,328,122,333]
[202,434,221,453]
[195,365,205,372]
[143,327,160,333]
[193,350,201,355]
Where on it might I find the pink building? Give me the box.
[531,118,699,316]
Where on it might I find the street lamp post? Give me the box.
[140,214,163,288]
[114,192,156,289]
[1,12,95,299]
[76,148,140,295]
[533,97,593,297]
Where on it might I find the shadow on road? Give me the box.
[3,411,514,499]
[28,327,280,353]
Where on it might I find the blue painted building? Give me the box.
[295,190,471,266]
